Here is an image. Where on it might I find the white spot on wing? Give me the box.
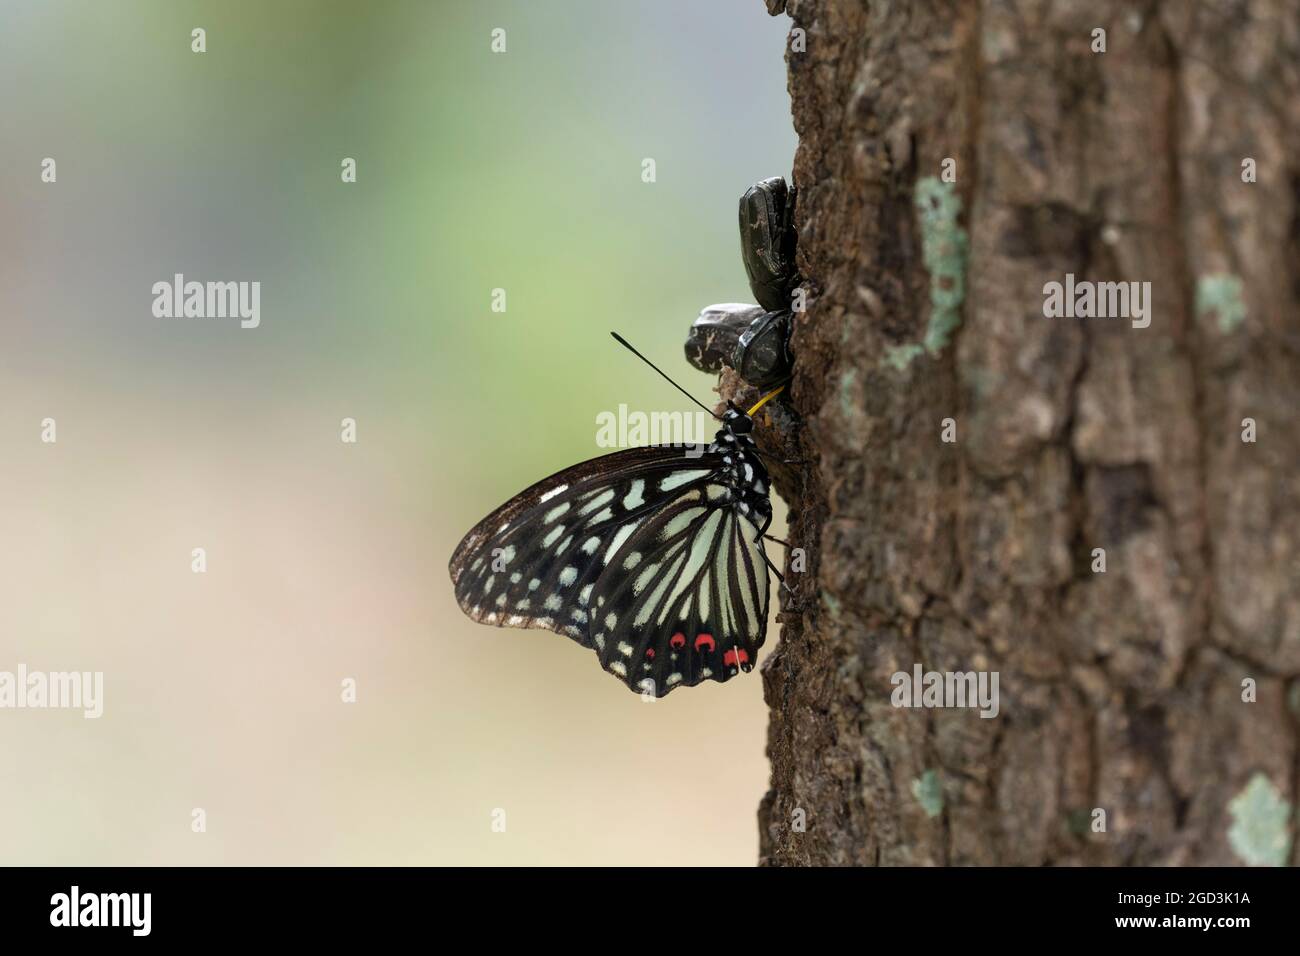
[660,469,711,492]
[559,566,578,586]
[662,507,704,540]
[635,550,687,627]
[623,479,645,510]
[604,523,637,564]
[660,510,724,617]
[578,489,615,515]
[632,559,664,595]
[540,484,568,503]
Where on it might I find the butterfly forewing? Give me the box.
[449,446,721,645]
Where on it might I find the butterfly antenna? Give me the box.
[610,331,720,420]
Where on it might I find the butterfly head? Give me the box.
[724,384,786,435]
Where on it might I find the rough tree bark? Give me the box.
[743,0,1300,865]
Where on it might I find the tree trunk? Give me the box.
[750,0,1300,866]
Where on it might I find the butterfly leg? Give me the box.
[756,525,806,613]
[759,550,807,615]
[751,509,803,611]
[760,548,786,585]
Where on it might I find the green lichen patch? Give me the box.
[1227,773,1292,866]
[915,178,968,356]
[883,343,924,371]
[822,592,842,619]
[1195,273,1246,333]
[912,769,944,819]
[839,368,858,418]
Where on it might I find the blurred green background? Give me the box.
[0,0,794,864]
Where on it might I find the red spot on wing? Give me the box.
[669,633,686,650]
[723,648,751,668]
[694,633,716,653]
[645,648,655,660]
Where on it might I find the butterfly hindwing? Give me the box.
[589,490,770,696]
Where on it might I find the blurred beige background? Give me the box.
[0,1,795,864]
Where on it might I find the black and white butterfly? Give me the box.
[449,334,785,698]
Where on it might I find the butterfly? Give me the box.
[449,333,786,698]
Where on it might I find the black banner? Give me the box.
[0,865,1283,942]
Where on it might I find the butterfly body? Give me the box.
[710,408,773,532]
[449,406,775,698]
